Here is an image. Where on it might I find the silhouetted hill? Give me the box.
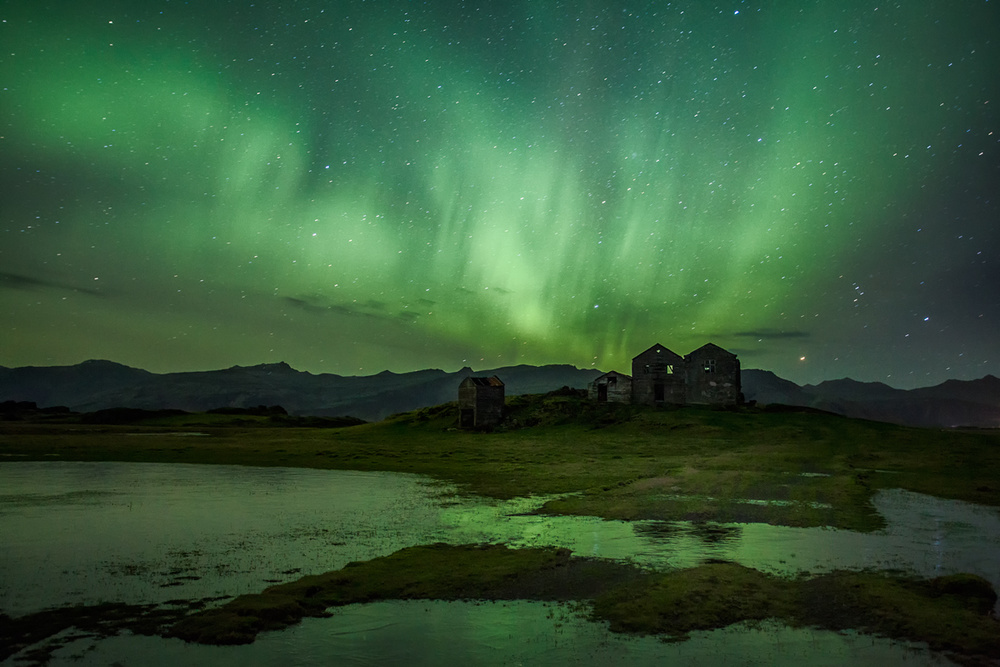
[803,378,906,402]
[0,360,153,408]
[3,361,997,428]
[0,361,603,422]
[911,375,1000,404]
[739,370,810,406]
[742,370,1000,428]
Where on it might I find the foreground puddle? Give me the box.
[0,462,461,615]
[29,602,954,666]
[435,491,1000,604]
[1,461,997,663]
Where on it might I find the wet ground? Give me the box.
[2,461,997,664]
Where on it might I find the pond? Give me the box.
[2,461,997,665]
[31,604,955,666]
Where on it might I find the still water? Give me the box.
[2,461,997,665]
[34,605,954,666]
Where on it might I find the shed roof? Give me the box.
[462,375,504,387]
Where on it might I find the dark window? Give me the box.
[704,359,716,373]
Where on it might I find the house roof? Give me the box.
[687,342,737,358]
[462,375,504,387]
[632,343,683,361]
[594,370,632,381]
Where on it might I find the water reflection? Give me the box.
[34,603,954,667]
[634,520,742,545]
[1,461,998,663]
[435,491,1000,604]
[3,462,999,616]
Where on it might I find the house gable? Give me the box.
[631,344,686,404]
[683,343,741,405]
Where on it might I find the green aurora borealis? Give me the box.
[2,1,997,386]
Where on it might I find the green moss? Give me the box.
[592,562,1000,663]
[163,545,999,665]
[167,544,644,644]
[592,562,789,635]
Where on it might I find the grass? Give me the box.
[3,393,998,531]
[166,543,642,645]
[162,544,999,665]
[593,559,1000,664]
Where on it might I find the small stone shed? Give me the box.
[458,375,505,429]
[588,370,633,404]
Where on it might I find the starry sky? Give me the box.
[2,0,997,388]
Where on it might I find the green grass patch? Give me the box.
[167,543,643,645]
[162,544,999,665]
[593,561,999,664]
[2,394,998,531]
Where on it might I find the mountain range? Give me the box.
[741,370,1000,429]
[0,360,603,422]
[1,360,998,428]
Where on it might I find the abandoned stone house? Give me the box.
[592,342,742,407]
[586,370,633,404]
[458,375,505,428]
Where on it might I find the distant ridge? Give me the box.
[0,360,602,422]
[2,361,998,428]
[742,370,1000,429]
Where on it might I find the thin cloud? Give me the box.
[0,271,104,296]
[284,296,329,314]
[284,296,375,318]
[285,295,412,321]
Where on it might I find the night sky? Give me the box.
[2,1,997,388]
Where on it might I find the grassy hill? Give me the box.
[2,390,997,532]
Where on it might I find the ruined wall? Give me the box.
[589,371,633,403]
[684,344,742,405]
[631,344,686,405]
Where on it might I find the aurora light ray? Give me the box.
[1,0,996,386]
